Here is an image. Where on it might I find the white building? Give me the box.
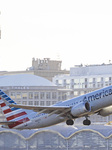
[0,74,71,121]
[53,64,112,97]
[0,74,70,106]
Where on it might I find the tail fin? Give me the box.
[0,90,30,129]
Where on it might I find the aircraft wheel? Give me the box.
[83,119,91,126]
[66,119,74,125]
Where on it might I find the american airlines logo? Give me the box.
[83,88,112,102]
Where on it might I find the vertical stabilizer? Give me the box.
[0,90,30,129]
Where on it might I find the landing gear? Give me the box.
[83,119,91,126]
[66,119,74,125]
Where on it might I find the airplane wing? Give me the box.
[10,104,71,116]
[0,121,16,125]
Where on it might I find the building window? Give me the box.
[74,91,78,96]
[97,77,100,82]
[85,84,88,88]
[58,92,62,101]
[40,101,45,106]
[80,78,85,84]
[80,83,85,88]
[88,83,93,88]
[101,83,104,87]
[62,93,67,100]
[17,101,21,104]
[74,79,79,84]
[22,101,27,105]
[40,92,45,99]
[58,80,62,85]
[71,85,74,89]
[74,84,79,88]
[105,77,109,82]
[66,79,70,84]
[97,83,101,88]
[46,92,51,99]
[34,92,39,99]
[109,77,112,81]
[85,78,87,82]
[89,78,93,82]
[80,91,84,95]
[16,92,21,100]
[93,78,96,82]
[10,92,16,99]
[56,80,58,85]
[63,79,66,86]
[29,101,33,105]
[22,92,27,99]
[46,101,51,106]
[29,92,33,99]
[101,77,103,82]
[93,84,96,88]
[34,101,39,105]
[109,77,112,85]
[52,101,57,105]
[52,92,57,99]
[105,83,109,86]
[71,79,74,83]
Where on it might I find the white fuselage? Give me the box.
[8,85,112,129]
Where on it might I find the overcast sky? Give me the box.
[0,0,112,71]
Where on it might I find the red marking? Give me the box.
[7,112,27,121]
[3,109,12,114]
[0,103,6,107]
[0,97,1,100]
[8,117,30,128]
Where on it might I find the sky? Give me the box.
[0,0,112,71]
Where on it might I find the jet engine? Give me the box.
[71,102,91,117]
[98,106,112,117]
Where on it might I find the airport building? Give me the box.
[0,124,112,150]
[0,74,70,106]
[53,63,112,97]
[0,74,71,121]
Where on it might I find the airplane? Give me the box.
[0,85,112,129]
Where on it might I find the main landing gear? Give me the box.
[66,117,91,126]
[66,119,74,125]
[83,118,91,126]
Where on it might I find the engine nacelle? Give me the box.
[99,106,112,117]
[71,102,91,117]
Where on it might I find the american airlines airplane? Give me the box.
[0,85,112,129]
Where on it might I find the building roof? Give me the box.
[0,74,56,87]
[0,124,112,139]
[70,63,112,76]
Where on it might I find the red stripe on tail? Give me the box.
[0,103,6,107]
[7,112,27,121]
[3,109,12,114]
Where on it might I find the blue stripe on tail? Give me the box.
[0,90,19,111]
